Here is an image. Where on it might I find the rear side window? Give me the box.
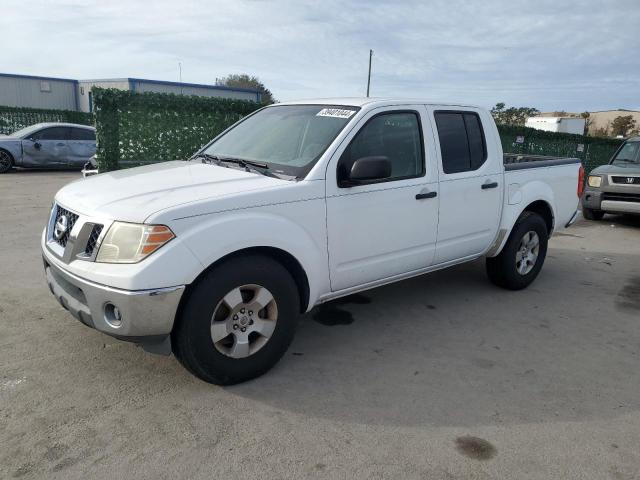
[435,111,487,174]
[69,128,96,141]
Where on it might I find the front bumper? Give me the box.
[43,254,185,345]
[581,189,603,210]
[582,188,640,215]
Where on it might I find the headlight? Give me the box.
[96,222,175,263]
[587,175,602,188]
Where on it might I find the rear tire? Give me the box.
[582,207,604,221]
[0,150,13,173]
[486,212,548,290]
[172,254,300,385]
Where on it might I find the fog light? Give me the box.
[104,302,123,328]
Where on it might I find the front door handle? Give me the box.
[416,191,437,200]
[482,181,499,190]
[56,142,65,147]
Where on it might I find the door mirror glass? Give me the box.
[344,156,391,185]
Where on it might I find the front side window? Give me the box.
[32,127,69,141]
[338,111,424,184]
[435,111,487,174]
[203,105,359,178]
[611,141,640,166]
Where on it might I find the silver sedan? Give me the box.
[0,122,96,173]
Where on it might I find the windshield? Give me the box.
[9,124,44,138]
[202,105,359,178]
[611,141,640,167]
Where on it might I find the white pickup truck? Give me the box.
[42,98,583,384]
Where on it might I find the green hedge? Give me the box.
[497,124,622,175]
[93,88,261,171]
[92,88,622,174]
[0,105,93,135]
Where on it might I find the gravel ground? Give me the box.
[1,170,639,480]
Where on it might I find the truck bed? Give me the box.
[504,153,582,171]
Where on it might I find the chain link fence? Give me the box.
[497,125,622,175]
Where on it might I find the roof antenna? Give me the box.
[366,49,373,97]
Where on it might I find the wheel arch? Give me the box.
[0,147,15,171]
[522,199,554,235]
[176,246,311,326]
[489,194,555,257]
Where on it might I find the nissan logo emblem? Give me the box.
[54,215,69,240]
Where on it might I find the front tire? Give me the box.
[0,150,13,173]
[486,212,548,290]
[172,254,300,385]
[582,206,604,221]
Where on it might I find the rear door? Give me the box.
[428,108,503,264]
[66,127,96,167]
[325,106,440,291]
[21,127,70,168]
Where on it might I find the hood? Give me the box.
[55,160,288,223]
[590,163,640,175]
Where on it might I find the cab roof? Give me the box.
[276,97,483,110]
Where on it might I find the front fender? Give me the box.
[175,204,328,310]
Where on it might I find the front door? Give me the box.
[326,107,440,292]
[21,126,70,168]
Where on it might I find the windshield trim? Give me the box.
[196,104,361,179]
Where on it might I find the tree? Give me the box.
[216,74,275,104]
[490,103,540,126]
[610,115,636,137]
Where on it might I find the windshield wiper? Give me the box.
[196,153,284,179]
[217,156,269,170]
[192,153,222,164]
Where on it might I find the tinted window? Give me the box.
[32,127,69,141]
[435,111,487,173]
[68,128,96,141]
[339,112,424,184]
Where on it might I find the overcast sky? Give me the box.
[1,0,638,111]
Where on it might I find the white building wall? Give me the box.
[77,80,131,112]
[132,80,259,102]
[0,75,77,110]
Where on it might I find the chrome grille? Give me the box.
[53,206,79,248]
[85,224,104,256]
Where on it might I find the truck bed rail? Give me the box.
[504,154,581,171]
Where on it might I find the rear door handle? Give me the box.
[482,182,499,190]
[56,143,65,147]
[416,191,437,200]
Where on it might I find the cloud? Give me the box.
[0,0,638,111]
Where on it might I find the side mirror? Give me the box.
[341,156,391,186]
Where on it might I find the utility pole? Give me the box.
[366,49,373,97]
[178,62,183,94]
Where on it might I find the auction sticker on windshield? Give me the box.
[316,108,356,119]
